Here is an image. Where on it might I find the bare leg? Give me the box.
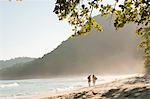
[88,82,90,87]
[93,81,95,86]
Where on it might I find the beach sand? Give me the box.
[40,76,150,99]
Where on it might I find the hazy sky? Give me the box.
[0,0,73,60]
[0,0,123,60]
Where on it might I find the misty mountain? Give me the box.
[0,16,144,80]
[0,57,35,70]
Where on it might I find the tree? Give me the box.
[54,0,150,76]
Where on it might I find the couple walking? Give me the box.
[87,74,97,87]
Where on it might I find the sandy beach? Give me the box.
[40,76,150,99]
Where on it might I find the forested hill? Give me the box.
[0,57,35,70]
[0,16,143,80]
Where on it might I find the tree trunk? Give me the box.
[144,57,150,79]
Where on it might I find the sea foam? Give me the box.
[0,82,19,88]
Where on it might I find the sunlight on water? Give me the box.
[0,74,140,99]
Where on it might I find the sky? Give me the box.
[0,0,123,60]
[0,0,73,60]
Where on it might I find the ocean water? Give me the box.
[0,75,137,99]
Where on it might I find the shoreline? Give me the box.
[40,76,150,99]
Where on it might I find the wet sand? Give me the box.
[40,76,150,99]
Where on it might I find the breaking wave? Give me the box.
[0,82,19,88]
